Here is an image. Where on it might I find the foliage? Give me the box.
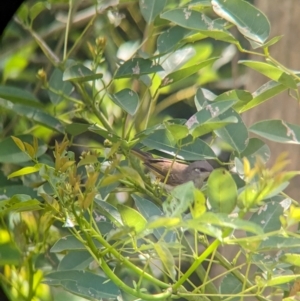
[1,0,300,300]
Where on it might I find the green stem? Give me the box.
[100,259,172,300]
[63,0,73,61]
[172,239,220,290]
[75,84,113,132]
[78,218,169,289]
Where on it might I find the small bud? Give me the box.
[104,139,112,147]
[37,68,47,83]
[95,37,106,48]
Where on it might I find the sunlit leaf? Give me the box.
[207,169,237,214]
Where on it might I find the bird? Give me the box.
[131,149,213,189]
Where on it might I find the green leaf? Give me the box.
[140,129,216,160]
[157,26,192,54]
[63,64,103,82]
[133,194,175,242]
[212,0,270,45]
[8,164,41,179]
[58,251,93,271]
[267,275,299,286]
[239,80,287,113]
[153,243,176,280]
[139,0,166,23]
[120,166,145,189]
[280,253,300,268]
[94,198,123,226]
[163,181,195,217]
[117,204,147,233]
[0,185,38,199]
[160,8,238,44]
[186,100,237,131]
[0,85,41,108]
[239,60,297,89]
[195,212,263,234]
[249,120,300,144]
[50,235,102,252]
[257,236,300,252]
[207,169,237,214]
[160,57,219,87]
[29,2,47,21]
[0,194,41,216]
[108,89,139,115]
[165,123,189,141]
[43,270,120,299]
[214,89,253,111]
[215,108,248,153]
[238,137,270,164]
[115,58,164,78]
[65,123,90,136]
[220,273,242,298]
[0,244,21,266]
[0,99,65,133]
[89,125,120,143]
[48,68,74,105]
[0,135,47,163]
[248,196,284,235]
[190,117,238,138]
[194,88,209,110]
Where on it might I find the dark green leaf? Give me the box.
[43,270,120,299]
[249,120,300,144]
[238,137,270,164]
[94,198,123,226]
[48,69,74,105]
[186,100,237,131]
[108,89,139,115]
[50,235,102,252]
[0,99,65,133]
[0,244,21,265]
[139,0,166,23]
[239,80,287,113]
[0,85,41,108]
[194,88,209,110]
[220,273,242,299]
[248,196,284,235]
[89,125,120,143]
[160,9,238,44]
[63,64,103,82]
[140,129,216,160]
[212,0,270,44]
[215,109,248,152]
[115,58,164,78]
[65,123,90,136]
[58,251,94,271]
[157,26,192,54]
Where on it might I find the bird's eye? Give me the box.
[193,167,208,173]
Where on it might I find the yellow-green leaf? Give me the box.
[117,204,147,233]
[11,136,25,152]
[8,164,41,179]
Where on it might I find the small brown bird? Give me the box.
[131,149,213,189]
